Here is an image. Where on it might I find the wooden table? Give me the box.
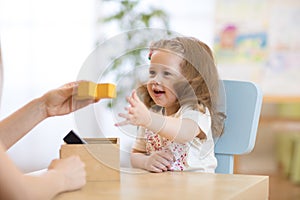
[54,168,269,200]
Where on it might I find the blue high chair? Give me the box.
[214,80,263,174]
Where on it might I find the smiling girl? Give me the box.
[116,37,226,173]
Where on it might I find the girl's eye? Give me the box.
[149,70,156,77]
[164,71,172,76]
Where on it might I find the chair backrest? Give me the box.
[214,80,263,174]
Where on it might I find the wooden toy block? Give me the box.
[97,83,116,99]
[60,138,120,181]
[77,81,97,100]
[77,81,116,100]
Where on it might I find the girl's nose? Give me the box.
[149,76,162,85]
[154,80,161,85]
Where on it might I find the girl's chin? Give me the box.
[152,100,165,107]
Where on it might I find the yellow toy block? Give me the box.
[97,83,116,99]
[77,81,97,99]
[77,81,116,100]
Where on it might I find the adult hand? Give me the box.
[144,150,174,173]
[115,90,151,127]
[42,80,97,117]
[48,156,86,191]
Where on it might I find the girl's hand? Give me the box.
[144,150,174,173]
[115,90,151,127]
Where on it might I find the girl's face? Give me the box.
[147,50,183,115]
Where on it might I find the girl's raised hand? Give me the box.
[115,90,151,127]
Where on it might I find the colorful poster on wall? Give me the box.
[214,0,300,96]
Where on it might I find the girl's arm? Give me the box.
[130,150,149,170]
[147,112,204,143]
[131,149,174,173]
[116,91,204,144]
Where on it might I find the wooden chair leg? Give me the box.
[275,132,295,177]
[290,134,300,184]
[234,155,239,173]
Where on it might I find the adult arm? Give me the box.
[0,143,86,200]
[0,81,96,149]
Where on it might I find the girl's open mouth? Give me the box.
[154,89,165,94]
